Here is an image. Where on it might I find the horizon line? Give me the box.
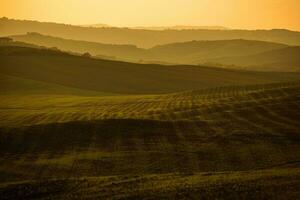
[1,16,300,32]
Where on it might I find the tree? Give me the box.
[0,37,13,43]
[82,52,92,58]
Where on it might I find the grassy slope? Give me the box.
[0,73,115,96]
[0,81,299,126]
[212,46,300,72]
[0,82,299,171]
[1,167,299,200]
[1,46,300,94]
[2,18,300,48]
[0,82,300,199]
[148,39,288,63]
[9,34,300,72]
[11,33,149,62]
[11,33,288,64]
[0,43,300,199]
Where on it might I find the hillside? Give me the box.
[0,73,112,96]
[1,39,300,199]
[0,36,42,49]
[211,46,300,72]
[1,81,299,127]
[1,167,299,199]
[148,39,288,64]
[1,45,300,95]
[0,82,300,199]
[11,33,289,65]
[2,17,300,48]
[11,32,149,62]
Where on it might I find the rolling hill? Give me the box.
[0,81,300,199]
[148,39,288,64]
[1,45,300,95]
[210,46,300,72]
[0,73,111,96]
[11,32,149,62]
[2,17,300,48]
[1,167,299,199]
[10,32,295,68]
[1,40,300,199]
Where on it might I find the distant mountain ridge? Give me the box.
[2,17,300,48]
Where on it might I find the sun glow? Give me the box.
[0,0,300,30]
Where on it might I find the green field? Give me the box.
[1,80,300,199]
[0,44,300,199]
[1,167,299,200]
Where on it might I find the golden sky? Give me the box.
[1,0,300,30]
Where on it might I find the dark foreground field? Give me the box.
[0,81,300,199]
[1,167,299,200]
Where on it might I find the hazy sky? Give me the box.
[1,0,300,30]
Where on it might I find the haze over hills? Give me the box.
[1,44,300,95]
[211,46,300,72]
[10,32,300,72]
[2,17,300,48]
[10,32,148,62]
[148,39,288,64]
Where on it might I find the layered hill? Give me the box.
[148,39,288,64]
[211,46,300,72]
[1,45,300,95]
[11,32,149,62]
[10,33,298,71]
[2,17,300,48]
